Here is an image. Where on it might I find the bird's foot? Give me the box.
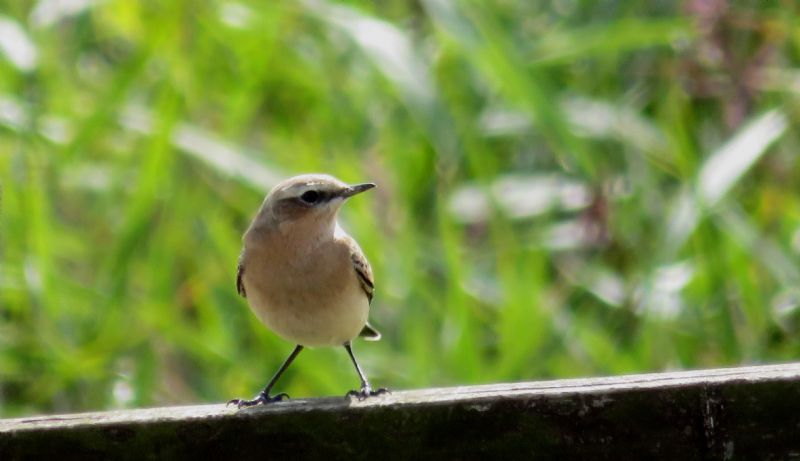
[346,386,389,401]
[227,391,289,408]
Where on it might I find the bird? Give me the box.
[228,173,386,407]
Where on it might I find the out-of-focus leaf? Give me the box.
[307,0,435,111]
[120,105,283,192]
[448,174,591,223]
[30,0,96,28]
[699,110,788,206]
[0,17,37,72]
[531,18,694,66]
[665,110,788,253]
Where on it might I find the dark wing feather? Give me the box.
[359,322,381,341]
[349,241,381,341]
[350,246,374,303]
[236,251,246,298]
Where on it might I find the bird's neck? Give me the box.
[246,213,338,257]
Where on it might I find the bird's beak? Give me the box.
[340,182,376,198]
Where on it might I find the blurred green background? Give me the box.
[1,0,800,417]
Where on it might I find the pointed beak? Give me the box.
[340,182,376,198]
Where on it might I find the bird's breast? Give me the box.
[242,236,369,347]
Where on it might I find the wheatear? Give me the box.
[229,174,385,407]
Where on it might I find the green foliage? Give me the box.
[1,0,799,416]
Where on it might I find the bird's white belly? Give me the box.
[245,267,369,347]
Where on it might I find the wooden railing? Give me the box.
[2,363,800,460]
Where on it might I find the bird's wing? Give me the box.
[347,238,382,341]
[349,241,374,303]
[236,251,247,298]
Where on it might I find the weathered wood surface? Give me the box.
[2,363,800,460]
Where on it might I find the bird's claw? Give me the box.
[227,391,289,408]
[346,386,389,401]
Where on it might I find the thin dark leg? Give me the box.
[344,342,388,400]
[259,344,304,396]
[228,344,304,408]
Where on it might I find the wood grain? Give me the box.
[3,363,800,460]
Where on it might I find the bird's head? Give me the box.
[255,174,375,231]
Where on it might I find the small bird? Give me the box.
[229,174,385,407]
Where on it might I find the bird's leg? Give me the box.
[228,344,304,408]
[344,342,388,400]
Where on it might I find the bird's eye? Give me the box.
[300,190,320,204]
